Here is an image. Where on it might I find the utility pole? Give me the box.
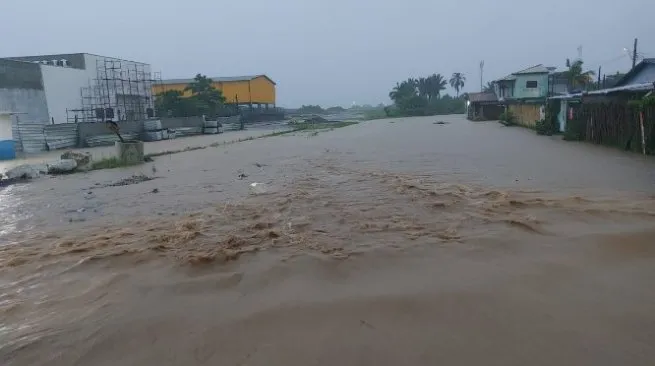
[632,38,638,68]
[597,66,601,89]
[480,60,484,92]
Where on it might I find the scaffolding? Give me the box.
[67,58,163,123]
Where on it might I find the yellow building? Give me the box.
[152,74,276,107]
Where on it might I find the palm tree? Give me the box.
[565,59,595,90]
[449,72,466,97]
[389,79,418,103]
[427,73,448,99]
[482,81,495,93]
[417,77,430,100]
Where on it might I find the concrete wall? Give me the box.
[40,64,89,124]
[0,59,50,122]
[161,116,204,129]
[77,120,144,147]
[513,73,549,99]
[241,109,284,122]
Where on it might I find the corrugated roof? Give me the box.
[548,82,654,100]
[497,74,517,81]
[161,74,276,85]
[468,92,498,103]
[612,58,655,87]
[514,64,552,74]
[586,82,654,95]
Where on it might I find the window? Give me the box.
[526,80,538,88]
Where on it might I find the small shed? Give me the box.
[467,92,503,120]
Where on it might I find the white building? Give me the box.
[0,53,156,124]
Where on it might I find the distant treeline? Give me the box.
[385,73,466,117]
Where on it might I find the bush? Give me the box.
[498,110,516,126]
[535,119,555,135]
[563,117,585,141]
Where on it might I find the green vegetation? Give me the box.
[449,73,466,98]
[498,110,516,126]
[155,74,228,118]
[296,105,325,114]
[565,59,596,90]
[292,105,348,115]
[536,103,560,135]
[91,157,142,170]
[482,82,495,93]
[362,108,389,120]
[387,74,466,117]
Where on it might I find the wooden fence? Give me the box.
[509,104,541,128]
[568,103,655,154]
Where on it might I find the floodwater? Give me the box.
[1,115,655,365]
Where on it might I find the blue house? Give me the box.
[492,64,564,127]
[494,64,557,101]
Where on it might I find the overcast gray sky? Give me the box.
[2,0,653,107]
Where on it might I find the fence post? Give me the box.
[640,111,646,155]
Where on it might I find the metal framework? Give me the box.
[66,58,163,123]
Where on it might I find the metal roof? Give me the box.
[161,74,276,85]
[497,74,517,82]
[612,58,655,87]
[468,92,498,103]
[586,82,654,95]
[548,82,654,100]
[514,64,553,74]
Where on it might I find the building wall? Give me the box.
[153,77,276,105]
[513,73,549,99]
[152,82,189,97]
[0,59,50,122]
[40,64,89,124]
[248,76,275,105]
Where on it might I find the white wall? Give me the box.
[40,64,89,124]
[0,113,13,140]
[37,54,153,124]
[0,88,49,122]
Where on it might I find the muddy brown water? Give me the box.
[2,115,655,365]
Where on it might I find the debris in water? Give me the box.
[238,173,248,180]
[151,188,159,193]
[249,183,268,195]
[101,174,155,188]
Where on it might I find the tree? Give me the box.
[482,81,495,93]
[389,79,418,103]
[565,59,595,90]
[155,90,196,117]
[417,77,431,100]
[449,72,466,97]
[427,73,447,99]
[185,74,226,118]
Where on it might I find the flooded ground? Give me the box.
[2,115,655,365]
